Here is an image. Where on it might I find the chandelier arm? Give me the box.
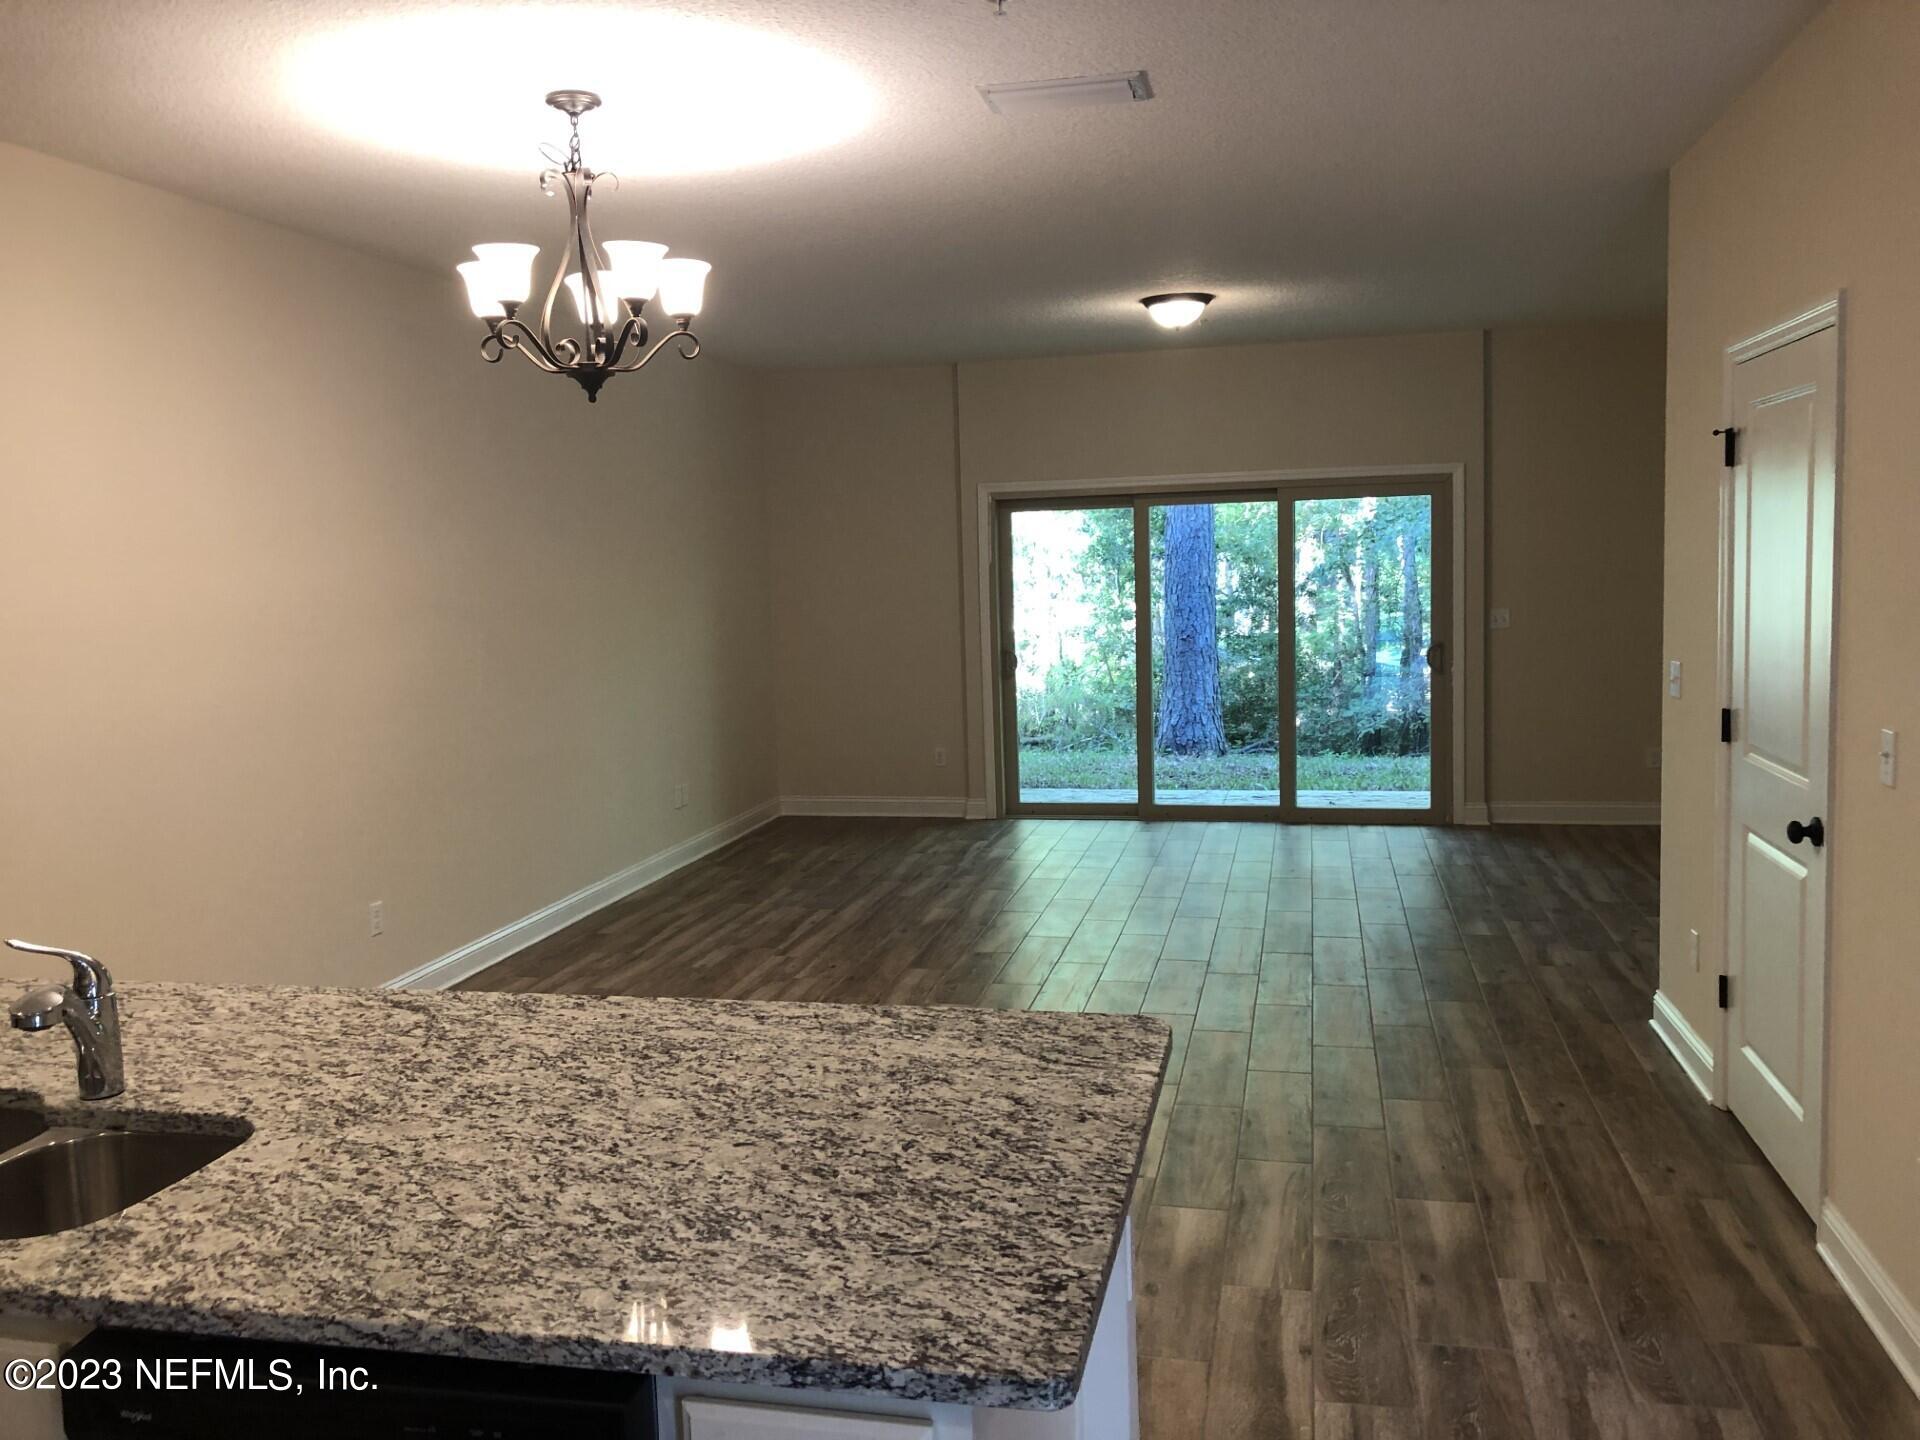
[602,314,650,370]
[609,326,702,374]
[572,172,615,341]
[483,318,567,374]
[534,168,577,359]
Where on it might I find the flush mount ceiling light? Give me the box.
[1141,293,1215,329]
[457,91,711,403]
[285,7,873,176]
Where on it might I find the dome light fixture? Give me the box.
[457,91,710,402]
[1141,292,1215,330]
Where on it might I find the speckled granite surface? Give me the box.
[0,981,1166,1408]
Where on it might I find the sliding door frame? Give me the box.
[1280,477,1451,826]
[985,465,1468,824]
[1134,488,1284,820]
[998,495,1142,817]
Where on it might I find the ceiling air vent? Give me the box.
[978,71,1153,116]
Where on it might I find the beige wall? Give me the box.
[766,327,1665,821]
[1663,0,1920,1312]
[762,365,968,803]
[0,142,777,988]
[0,139,1671,1001]
[1488,322,1666,812]
[954,334,1489,814]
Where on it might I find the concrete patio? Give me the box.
[1018,787,1431,809]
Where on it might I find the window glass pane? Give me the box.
[1009,506,1137,805]
[1292,495,1433,810]
[1149,500,1280,806]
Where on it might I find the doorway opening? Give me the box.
[998,479,1450,822]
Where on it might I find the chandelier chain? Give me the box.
[567,111,584,173]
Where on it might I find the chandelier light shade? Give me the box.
[602,241,668,302]
[563,270,621,325]
[457,91,709,402]
[657,259,712,320]
[470,243,540,304]
[456,261,505,319]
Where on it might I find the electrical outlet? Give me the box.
[368,901,384,939]
[1879,729,1898,787]
[1646,747,1662,770]
[1667,660,1683,698]
[673,783,689,810]
[1488,608,1511,630]
[1689,927,1700,973]
[933,746,948,768]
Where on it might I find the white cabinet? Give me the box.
[660,1218,1137,1440]
[0,1315,86,1440]
[681,1396,935,1438]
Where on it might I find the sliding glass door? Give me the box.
[1002,502,1138,808]
[1290,492,1438,815]
[1000,480,1448,821]
[1148,497,1281,810]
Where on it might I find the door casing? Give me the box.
[1707,296,1842,1219]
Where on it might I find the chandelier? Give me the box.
[454,91,710,402]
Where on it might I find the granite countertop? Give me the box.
[0,980,1167,1409]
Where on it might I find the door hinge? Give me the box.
[1720,707,1733,743]
[1718,975,1730,1009]
[1713,426,1738,467]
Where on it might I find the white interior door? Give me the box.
[1723,310,1838,1218]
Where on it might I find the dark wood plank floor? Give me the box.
[464,817,1920,1438]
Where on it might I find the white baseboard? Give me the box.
[964,798,991,820]
[780,795,973,818]
[1456,802,1490,827]
[1818,1201,1920,1402]
[1488,801,1661,825]
[1649,989,1716,1104]
[385,799,782,991]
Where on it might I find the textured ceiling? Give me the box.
[0,0,1820,366]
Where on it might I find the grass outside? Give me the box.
[1018,745,1429,792]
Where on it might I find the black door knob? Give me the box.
[1786,816,1826,848]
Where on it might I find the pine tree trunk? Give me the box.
[1157,505,1227,755]
[1361,548,1380,680]
[1399,529,1424,669]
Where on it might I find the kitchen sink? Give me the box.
[0,1127,247,1239]
[0,1109,47,1155]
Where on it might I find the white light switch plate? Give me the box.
[1880,729,1898,787]
[1667,660,1683,698]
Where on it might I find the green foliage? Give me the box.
[1292,494,1431,756]
[1015,495,1433,762]
[1079,502,1282,748]
[1017,746,1430,794]
[1018,655,1133,751]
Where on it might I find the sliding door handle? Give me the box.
[1425,641,1446,676]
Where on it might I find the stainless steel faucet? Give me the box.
[8,940,125,1100]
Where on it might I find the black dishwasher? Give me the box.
[61,1327,656,1439]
